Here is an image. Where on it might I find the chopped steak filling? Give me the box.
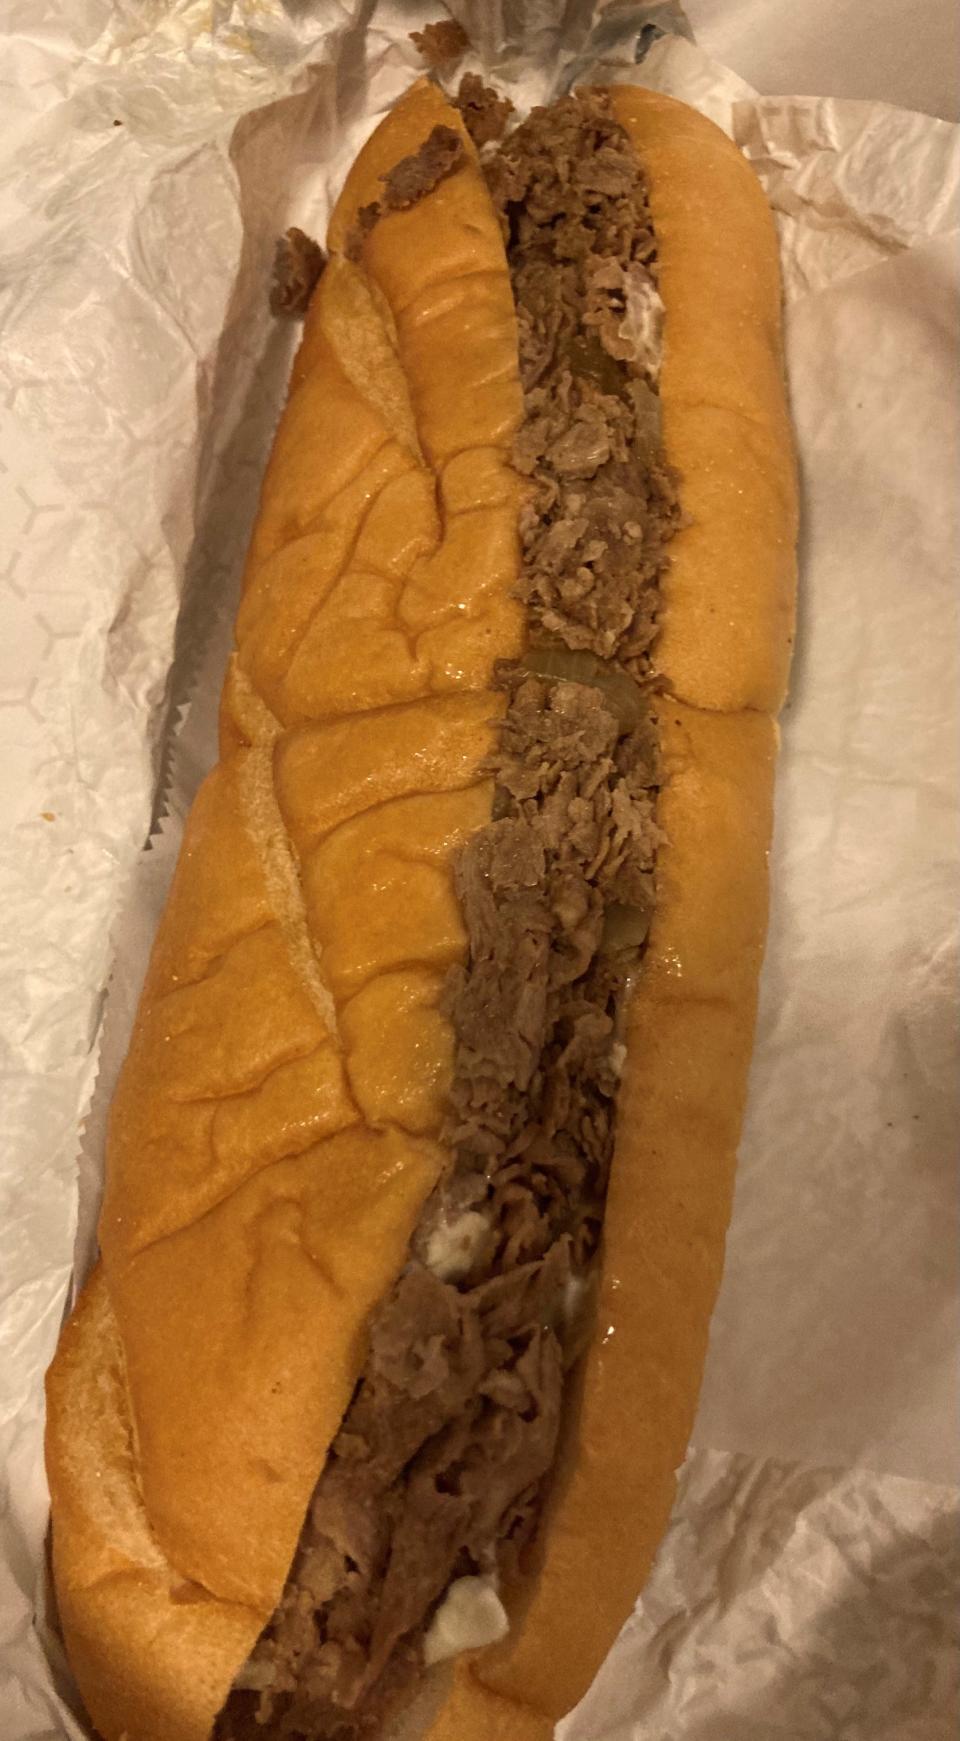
[346,125,467,260]
[218,90,680,1741]
[270,228,327,318]
[408,19,470,68]
[454,72,514,149]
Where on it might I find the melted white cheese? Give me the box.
[620,264,665,381]
[424,1208,490,1282]
[423,1576,510,1667]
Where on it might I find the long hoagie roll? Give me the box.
[45,75,797,1741]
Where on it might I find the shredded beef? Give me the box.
[489,94,682,671]
[409,20,469,66]
[454,73,514,149]
[218,89,679,1741]
[344,201,380,263]
[345,125,467,260]
[442,674,659,1186]
[270,228,326,318]
[381,124,466,210]
[219,1266,562,1739]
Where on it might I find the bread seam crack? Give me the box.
[240,746,341,1047]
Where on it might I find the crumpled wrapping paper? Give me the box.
[0,6,957,1737]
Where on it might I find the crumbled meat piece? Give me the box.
[409,19,469,66]
[269,227,326,318]
[218,91,678,1741]
[454,73,514,149]
[381,124,466,210]
[344,126,467,262]
[489,92,682,669]
[344,200,380,263]
[443,675,658,1177]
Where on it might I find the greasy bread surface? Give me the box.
[44,78,796,1741]
[610,88,796,713]
[46,1268,261,1741]
[50,77,522,1740]
[106,79,519,1611]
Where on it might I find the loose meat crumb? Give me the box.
[344,200,381,263]
[218,91,678,1741]
[269,227,326,318]
[409,19,469,66]
[454,72,514,149]
[381,123,466,210]
[345,125,467,260]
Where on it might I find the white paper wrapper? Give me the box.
[0,7,957,1737]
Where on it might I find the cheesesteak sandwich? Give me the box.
[45,77,796,1741]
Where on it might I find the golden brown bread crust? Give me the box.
[45,1268,264,1741]
[49,79,521,1738]
[45,79,796,1741]
[610,87,798,714]
[100,79,520,1620]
